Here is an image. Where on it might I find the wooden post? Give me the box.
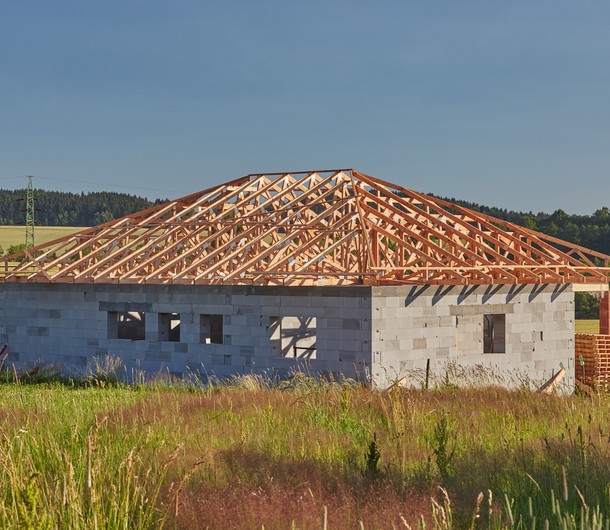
[425,358,430,390]
[600,292,610,335]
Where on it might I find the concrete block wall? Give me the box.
[0,284,372,382]
[371,284,575,390]
[0,282,576,389]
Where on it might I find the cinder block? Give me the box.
[413,317,433,328]
[338,308,369,319]
[413,338,427,350]
[27,326,49,337]
[279,296,311,308]
[144,351,171,362]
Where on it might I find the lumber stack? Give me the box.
[575,333,610,390]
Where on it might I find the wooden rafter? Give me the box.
[2,169,610,286]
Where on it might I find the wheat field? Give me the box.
[0,225,86,251]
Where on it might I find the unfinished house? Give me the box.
[1,169,609,389]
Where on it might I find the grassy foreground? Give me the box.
[1,375,610,529]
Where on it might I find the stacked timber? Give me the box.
[575,333,610,390]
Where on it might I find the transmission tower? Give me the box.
[25,176,35,248]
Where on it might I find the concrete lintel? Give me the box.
[449,303,515,316]
[572,283,609,293]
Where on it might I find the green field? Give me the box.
[1,372,610,529]
[576,319,600,334]
[0,225,86,251]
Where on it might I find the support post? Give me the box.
[600,292,610,335]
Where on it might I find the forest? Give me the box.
[0,188,163,227]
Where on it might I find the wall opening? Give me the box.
[200,314,224,344]
[108,311,145,340]
[483,314,505,353]
[269,316,317,358]
[159,313,181,342]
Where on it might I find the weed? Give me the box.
[429,413,457,482]
[87,354,125,387]
[16,474,51,530]
[365,434,381,477]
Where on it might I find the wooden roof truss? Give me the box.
[2,169,609,286]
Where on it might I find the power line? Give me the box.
[0,174,185,197]
[0,175,31,182]
[35,175,183,196]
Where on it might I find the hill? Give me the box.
[0,188,164,227]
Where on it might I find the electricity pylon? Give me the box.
[25,176,35,248]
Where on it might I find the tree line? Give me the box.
[0,188,164,227]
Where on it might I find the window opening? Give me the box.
[483,314,505,353]
[108,311,145,340]
[200,314,224,344]
[269,316,317,359]
[159,313,181,342]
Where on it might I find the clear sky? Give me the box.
[1,1,609,214]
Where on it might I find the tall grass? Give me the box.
[2,373,610,528]
[0,384,169,529]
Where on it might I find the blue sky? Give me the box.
[1,1,609,213]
